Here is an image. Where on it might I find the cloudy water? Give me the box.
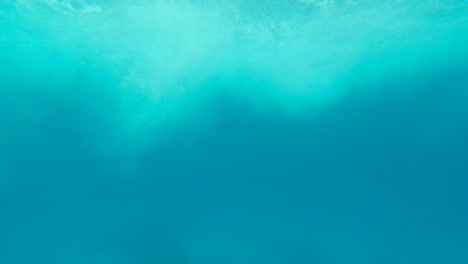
[1,0,468,263]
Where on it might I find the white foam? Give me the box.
[1,0,467,149]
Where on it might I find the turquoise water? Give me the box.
[1,0,468,263]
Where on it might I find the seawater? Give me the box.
[1,0,468,263]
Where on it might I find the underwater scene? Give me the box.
[1,0,468,263]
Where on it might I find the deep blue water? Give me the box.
[1,1,468,263]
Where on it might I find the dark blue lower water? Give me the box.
[1,1,468,263]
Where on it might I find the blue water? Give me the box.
[1,0,468,263]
